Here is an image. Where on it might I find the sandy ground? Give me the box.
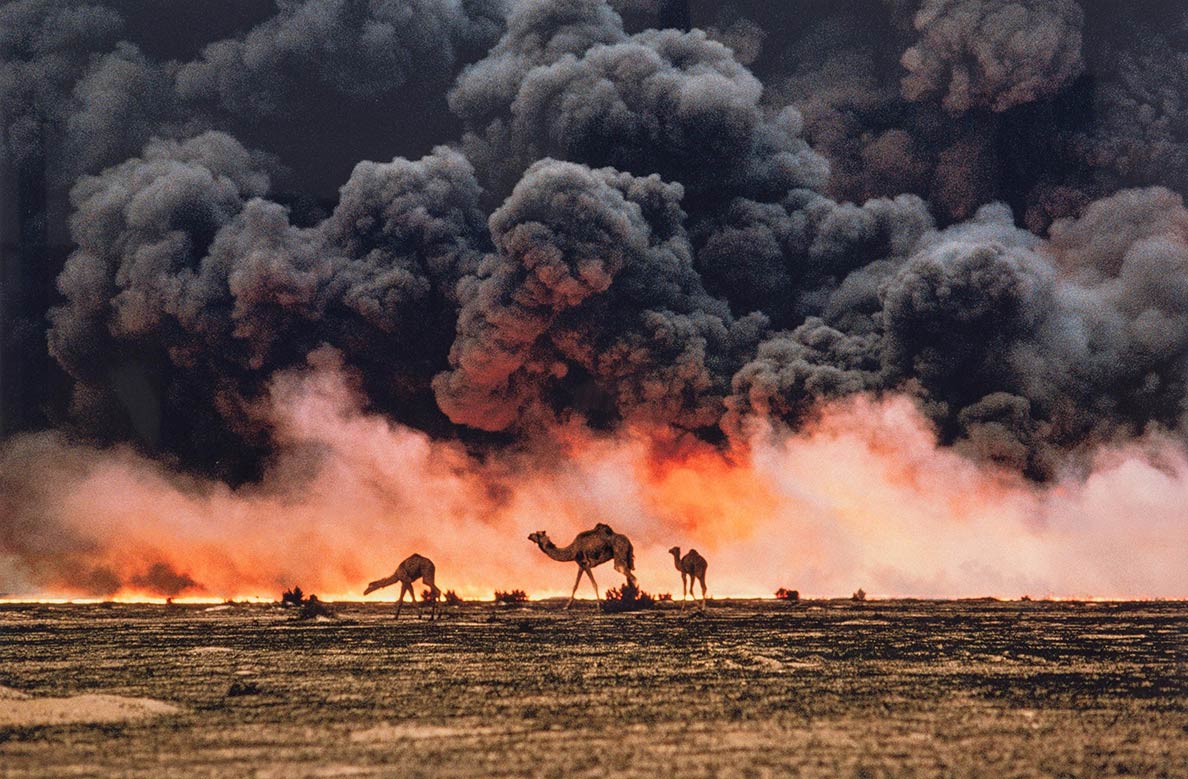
[0,599,1184,778]
[0,684,179,728]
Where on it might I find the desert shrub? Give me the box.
[852,588,867,602]
[443,590,464,605]
[297,594,335,620]
[776,588,799,601]
[281,586,304,607]
[656,592,673,601]
[494,589,529,604]
[601,583,656,613]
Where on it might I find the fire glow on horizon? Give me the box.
[3,352,1186,603]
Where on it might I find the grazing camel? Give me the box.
[669,547,707,610]
[528,523,636,609]
[363,553,441,620]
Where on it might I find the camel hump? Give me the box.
[400,553,433,573]
[593,522,616,535]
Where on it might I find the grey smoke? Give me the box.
[449,0,827,202]
[176,0,506,120]
[897,0,1084,113]
[48,132,487,472]
[729,187,1188,478]
[2,0,1188,486]
[433,157,766,433]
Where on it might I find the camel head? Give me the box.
[363,580,382,596]
[668,546,681,557]
[528,531,550,548]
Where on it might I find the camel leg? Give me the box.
[681,572,688,610]
[566,566,585,609]
[585,567,601,602]
[699,576,707,610]
[395,582,409,620]
[424,572,439,620]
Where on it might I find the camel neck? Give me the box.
[537,540,577,562]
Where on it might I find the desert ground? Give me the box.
[0,599,1184,778]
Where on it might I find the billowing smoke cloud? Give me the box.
[693,190,934,327]
[48,132,487,474]
[896,0,1084,113]
[434,158,765,432]
[1020,7,1188,227]
[730,187,1188,479]
[3,0,1188,599]
[0,0,124,169]
[176,0,505,121]
[754,9,1000,219]
[449,0,827,202]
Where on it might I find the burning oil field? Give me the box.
[1,0,1187,776]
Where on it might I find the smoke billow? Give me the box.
[48,132,489,473]
[433,158,765,433]
[896,0,1084,114]
[449,0,827,203]
[2,0,1188,598]
[176,0,505,121]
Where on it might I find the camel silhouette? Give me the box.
[364,553,441,620]
[528,523,636,609]
[669,546,707,610]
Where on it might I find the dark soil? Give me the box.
[0,599,1184,778]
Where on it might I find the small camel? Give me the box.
[528,523,636,609]
[669,547,707,610]
[363,553,441,620]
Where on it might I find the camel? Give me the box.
[528,523,637,609]
[363,553,441,620]
[669,547,707,610]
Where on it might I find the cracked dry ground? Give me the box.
[0,600,1185,778]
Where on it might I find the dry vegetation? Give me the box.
[0,599,1184,778]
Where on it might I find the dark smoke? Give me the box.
[176,0,505,122]
[433,158,766,433]
[47,133,487,474]
[449,0,827,203]
[3,0,1188,497]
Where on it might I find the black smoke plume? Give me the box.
[3,0,1188,492]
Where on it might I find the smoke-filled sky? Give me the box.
[1,0,1186,600]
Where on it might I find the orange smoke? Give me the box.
[2,348,1186,601]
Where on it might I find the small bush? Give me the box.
[656,592,673,601]
[851,588,867,602]
[280,586,304,607]
[443,590,464,606]
[601,583,655,613]
[296,594,335,619]
[776,588,799,601]
[494,589,529,604]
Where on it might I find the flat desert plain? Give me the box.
[0,599,1185,778]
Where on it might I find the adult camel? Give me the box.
[363,553,441,620]
[528,523,636,609]
[668,546,708,610]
